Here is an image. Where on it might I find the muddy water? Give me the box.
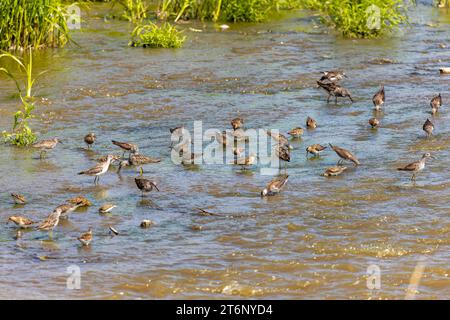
[0,4,449,299]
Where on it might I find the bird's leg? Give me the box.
[48,230,53,240]
[327,94,331,103]
[335,96,338,104]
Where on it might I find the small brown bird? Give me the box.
[135,168,160,196]
[99,204,117,214]
[372,85,385,110]
[369,118,380,128]
[68,196,91,207]
[78,154,115,184]
[423,118,434,137]
[306,144,327,157]
[233,153,257,169]
[287,127,304,138]
[261,175,289,197]
[8,216,34,228]
[320,70,347,82]
[398,153,434,181]
[267,130,292,149]
[306,116,317,129]
[140,220,154,228]
[32,137,60,159]
[317,81,353,103]
[430,93,442,114]
[112,140,138,157]
[84,133,96,149]
[275,144,291,172]
[77,228,93,246]
[36,210,62,238]
[322,166,347,177]
[11,193,26,205]
[54,202,84,219]
[329,144,360,166]
[231,118,244,131]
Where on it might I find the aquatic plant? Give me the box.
[0,0,70,51]
[436,0,449,7]
[129,22,186,48]
[114,0,149,22]
[300,0,410,38]
[0,50,43,146]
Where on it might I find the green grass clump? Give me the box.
[114,0,149,22]
[129,22,186,48]
[0,0,70,51]
[300,0,409,38]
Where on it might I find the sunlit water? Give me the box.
[0,4,449,299]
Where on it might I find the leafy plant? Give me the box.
[115,0,149,22]
[129,22,186,48]
[0,50,43,146]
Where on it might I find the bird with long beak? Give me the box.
[317,81,353,103]
[261,175,289,197]
[275,144,290,172]
[430,93,442,114]
[287,127,304,139]
[8,216,34,228]
[32,137,61,159]
[329,144,360,166]
[372,85,385,110]
[135,168,160,197]
[320,70,347,82]
[84,133,96,149]
[267,130,293,150]
[398,153,435,181]
[423,118,434,138]
[306,144,327,158]
[78,154,115,185]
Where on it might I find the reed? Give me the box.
[129,22,186,48]
[0,0,70,51]
[114,0,149,22]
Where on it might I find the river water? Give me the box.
[0,4,449,299]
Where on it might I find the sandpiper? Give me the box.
[36,210,62,238]
[275,144,290,172]
[397,152,434,181]
[112,140,138,157]
[140,220,154,228]
[11,193,26,205]
[267,130,293,150]
[369,118,380,128]
[317,81,353,103]
[77,228,93,246]
[231,118,244,130]
[423,118,434,137]
[130,149,161,166]
[372,85,385,110]
[329,144,360,166]
[430,93,442,114]
[84,133,96,149]
[320,70,346,82]
[234,153,257,170]
[99,204,117,214]
[261,175,289,197]
[287,127,304,139]
[54,202,83,219]
[32,137,60,159]
[135,168,160,197]
[78,154,115,184]
[306,116,317,129]
[322,166,347,177]
[8,216,34,228]
[68,196,91,207]
[306,144,327,158]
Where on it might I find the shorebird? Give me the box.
[78,154,115,184]
[36,210,62,238]
[423,118,434,137]
[275,144,290,172]
[320,70,346,82]
[135,168,160,197]
[68,196,91,207]
[11,193,26,205]
[317,81,353,103]
[99,204,117,214]
[140,220,154,228]
[84,133,96,149]
[306,144,327,158]
[287,127,304,138]
[8,216,34,228]
[233,153,257,170]
[54,202,83,219]
[397,152,435,181]
[77,228,93,246]
[261,175,289,197]
[306,116,317,129]
[322,166,347,177]
[112,140,138,157]
[430,93,442,114]
[32,137,60,159]
[118,149,161,172]
[231,118,244,130]
[267,130,293,149]
[329,144,360,166]
[369,118,380,128]
[372,85,385,110]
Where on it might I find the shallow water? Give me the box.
[0,4,449,299]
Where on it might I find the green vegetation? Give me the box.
[300,0,409,38]
[114,0,149,22]
[129,22,186,48]
[0,50,43,146]
[0,0,70,51]
[437,0,449,7]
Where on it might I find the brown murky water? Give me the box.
[0,4,449,299]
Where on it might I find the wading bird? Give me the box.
[287,127,304,139]
[78,154,115,185]
[77,228,93,246]
[306,116,317,129]
[322,166,347,177]
[135,168,160,197]
[32,137,61,159]
[8,216,34,228]
[372,85,385,110]
[84,133,96,149]
[423,118,434,138]
[261,175,289,197]
[11,193,26,205]
[54,201,84,219]
[369,118,380,128]
[317,81,353,103]
[397,152,434,181]
[112,140,138,158]
[329,144,360,166]
[306,144,327,158]
[320,70,346,82]
[36,210,62,239]
[430,93,442,114]
[231,118,244,131]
